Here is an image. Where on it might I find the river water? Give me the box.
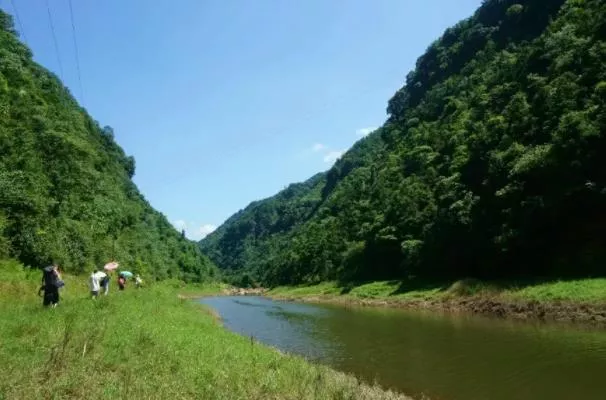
[199,296,606,400]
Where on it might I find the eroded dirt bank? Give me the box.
[269,294,606,328]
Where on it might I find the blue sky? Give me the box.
[4,0,482,240]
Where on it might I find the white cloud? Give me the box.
[323,150,344,164]
[172,220,217,240]
[356,127,377,137]
[312,143,326,152]
[172,219,187,230]
[197,224,217,240]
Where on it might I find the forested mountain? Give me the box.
[0,11,216,281]
[200,172,326,281]
[201,0,606,286]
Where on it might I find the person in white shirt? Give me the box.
[90,269,101,298]
[135,275,143,288]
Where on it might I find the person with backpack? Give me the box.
[100,272,110,295]
[39,264,63,307]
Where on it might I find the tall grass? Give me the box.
[0,261,409,400]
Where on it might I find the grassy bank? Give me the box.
[267,278,606,326]
[0,261,409,400]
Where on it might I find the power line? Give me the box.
[68,0,84,101]
[45,0,64,80]
[9,0,27,43]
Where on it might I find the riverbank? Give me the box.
[176,284,266,299]
[0,261,410,399]
[267,279,606,327]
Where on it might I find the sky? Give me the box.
[2,0,482,240]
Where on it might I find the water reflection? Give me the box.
[199,296,606,400]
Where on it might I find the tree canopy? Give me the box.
[0,10,216,281]
[201,0,606,286]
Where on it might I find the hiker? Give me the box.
[90,269,101,298]
[100,272,110,295]
[135,274,143,289]
[118,274,126,291]
[39,264,63,307]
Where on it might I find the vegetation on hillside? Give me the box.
[200,172,327,286]
[201,0,606,286]
[0,11,215,281]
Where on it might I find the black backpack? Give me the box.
[100,275,109,287]
[42,266,57,287]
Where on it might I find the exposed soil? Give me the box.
[269,294,606,328]
[176,287,266,299]
[222,287,267,296]
[181,285,606,328]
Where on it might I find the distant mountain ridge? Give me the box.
[201,0,606,285]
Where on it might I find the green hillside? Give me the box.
[201,0,606,286]
[0,11,216,281]
[200,172,326,283]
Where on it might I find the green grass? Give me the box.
[268,278,606,305]
[0,261,408,400]
[268,281,443,303]
[268,282,344,297]
[502,279,606,303]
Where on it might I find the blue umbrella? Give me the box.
[119,271,133,278]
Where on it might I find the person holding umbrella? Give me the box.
[100,273,110,295]
[103,262,119,295]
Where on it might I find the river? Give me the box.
[199,296,606,400]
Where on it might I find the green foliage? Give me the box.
[202,0,606,286]
[200,173,327,274]
[0,212,10,258]
[0,11,216,281]
[506,4,525,17]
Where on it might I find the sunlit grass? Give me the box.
[269,278,606,304]
[268,281,443,302]
[268,282,343,297]
[0,261,408,400]
[503,279,606,303]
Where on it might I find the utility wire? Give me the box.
[68,0,84,101]
[45,0,64,80]
[9,0,27,43]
